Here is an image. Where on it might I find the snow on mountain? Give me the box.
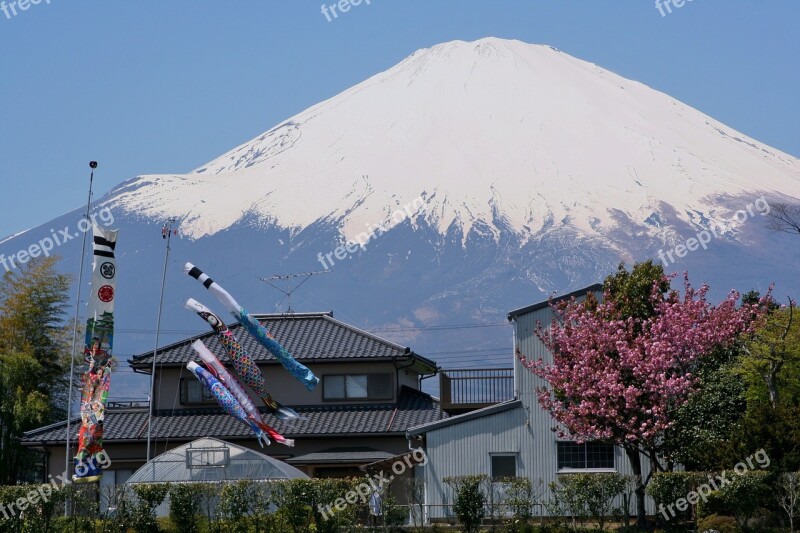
[109,38,800,251]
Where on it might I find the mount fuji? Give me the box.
[3,38,799,398]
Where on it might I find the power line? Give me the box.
[104,320,511,336]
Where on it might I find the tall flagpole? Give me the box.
[146,218,176,467]
[64,160,96,516]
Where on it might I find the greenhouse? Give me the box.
[126,437,309,484]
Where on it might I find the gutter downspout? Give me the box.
[407,432,428,526]
[511,318,518,399]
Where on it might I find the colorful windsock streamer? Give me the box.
[73,224,118,483]
[184,262,319,390]
[186,360,294,447]
[186,299,300,420]
[191,339,261,420]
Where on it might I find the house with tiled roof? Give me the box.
[22,312,446,488]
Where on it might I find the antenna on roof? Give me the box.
[259,270,331,313]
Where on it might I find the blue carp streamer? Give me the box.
[184,263,319,390]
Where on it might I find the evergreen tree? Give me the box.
[0,256,71,483]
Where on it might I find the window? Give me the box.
[491,454,517,480]
[187,447,230,469]
[323,374,393,400]
[557,442,615,470]
[180,378,216,405]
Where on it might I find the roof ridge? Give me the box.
[507,283,603,320]
[129,312,429,368]
[251,312,333,319]
[319,314,412,354]
[22,417,80,437]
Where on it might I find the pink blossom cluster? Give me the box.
[518,276,769,446]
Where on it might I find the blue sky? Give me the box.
[1,1,798,238]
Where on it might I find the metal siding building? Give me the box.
[409,285,654,520]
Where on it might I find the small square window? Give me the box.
[346,375,368,398]
[367,374,393,400]
[181,379,216,405]
[324,375,346,400]
[491,455,516,480]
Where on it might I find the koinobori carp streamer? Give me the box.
[74,224,118,483]
[186,299,301,420]
[184,263,319,390]
[186,353,294,447]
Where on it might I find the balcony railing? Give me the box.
[439,368,514,414]
[107,400,149,410]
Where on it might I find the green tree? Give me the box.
[0,256,71,484]
[664,346,748,470]
[602,260,671,322]
[740,301,800,408]
[733,297,800,470]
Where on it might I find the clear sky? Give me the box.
[1,1,798,238]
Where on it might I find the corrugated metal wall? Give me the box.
[419,290,654,520]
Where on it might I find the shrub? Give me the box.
[647,471,707,526]
[697,513,737,533]
[131,483,169,533]
[547,473,627,531]
[701,470,771,529]
[497,477,539,522]
[168,484,203,533]
[272,477,365,533]
[379,489,408,528]
[581,472,627,530]
[193,482,221,532]
[444,475,487,533]
[217,480,261,532]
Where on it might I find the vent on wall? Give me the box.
[186,446,230,469]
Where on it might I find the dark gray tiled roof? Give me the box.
[130,312,436,370]
[287,448,395,465]
[22,387,446,445]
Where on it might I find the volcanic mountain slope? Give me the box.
[2,38,799,397]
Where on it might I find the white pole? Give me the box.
[146,218,175,469]
[64,161,96,516]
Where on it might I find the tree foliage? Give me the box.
[444,475,486,533]
[518,261,770,525]
[0,256,71,484]
[730,296,800,471]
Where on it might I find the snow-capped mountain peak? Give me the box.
[110,37,799,248]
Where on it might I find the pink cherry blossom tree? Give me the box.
[518,273,769,526]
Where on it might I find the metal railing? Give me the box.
[107,400,149,410]
[439,368,514,412]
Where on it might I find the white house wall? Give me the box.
[419,405,530,520]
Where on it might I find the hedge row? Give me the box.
[647,470,800,532]
[0,478,405,533]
